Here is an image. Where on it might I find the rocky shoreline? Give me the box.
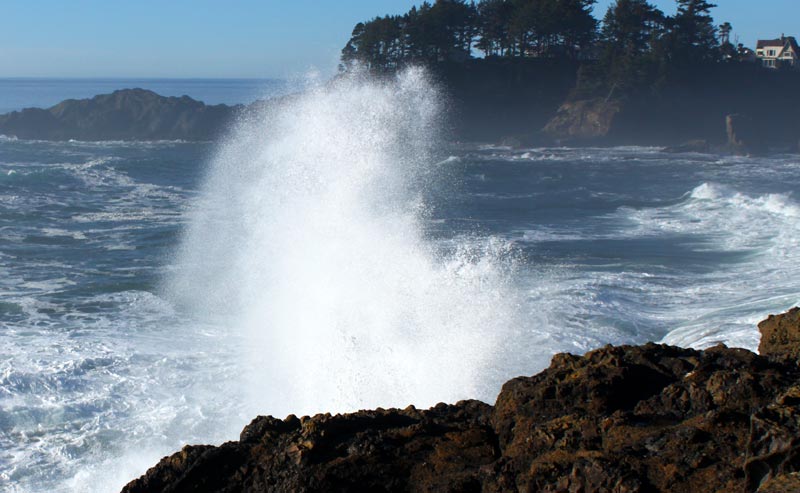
[122,309,800,493]
[3,64,800,156]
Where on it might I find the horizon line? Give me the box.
[0,76,291,81]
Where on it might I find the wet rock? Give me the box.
[124,311,800,493]
[745,385,800,491]
[662,139,712,153]
[727,113,768,156]
[488,343,796,493]
[543,98,621,142]
[123,401,496,493]
[758,307,800,361]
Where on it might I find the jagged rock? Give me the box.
[746,385,800,491]
[758,307,800,361]
[542,98,621,142]
[756,472,800,493]
[122,310,800,492]
[0,89,238,141]
[123,401,497,493]
[488,343,796,493]
[727,113,768,156]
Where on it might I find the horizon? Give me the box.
[3,0,799,79]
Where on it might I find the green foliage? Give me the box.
[341,0,597,72]
[341,1,478,72]
[341,0,737,99]
[664,0,719,65]
[591,0,666,96]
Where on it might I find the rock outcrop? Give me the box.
[542,98,621,143]
[758,307,800,361]
[123,309,800,493]
[726,114,768,156]
[0,89,238,141]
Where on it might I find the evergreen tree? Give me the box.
[718,22,735,61]
[476,0,514,56]
[601,0,664,58]
[667,0,718,64]
[586,0,665,96]
[557,0,599,58]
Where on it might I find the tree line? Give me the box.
[341,0,598,71]
[341,0,738,95]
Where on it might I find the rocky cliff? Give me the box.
[122,309,800,493]
[0,89,238,141]
[543,65,800,151]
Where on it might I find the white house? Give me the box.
[756,35,799,69]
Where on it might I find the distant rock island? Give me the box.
[0,88,239,141]
[3,65,799,155]
[123,308,800,493]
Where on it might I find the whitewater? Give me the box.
[1,71,800,492]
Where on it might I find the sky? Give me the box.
[1,0,798,79]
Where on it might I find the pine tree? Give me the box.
[669,0,718,64]
[593,0,665,95]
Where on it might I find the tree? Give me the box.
[667,0,719,64]
[718,21,732,45]
[476,0,514,56]
[342,0,601,69]
[592,0,665,94]
[718,22,736,61]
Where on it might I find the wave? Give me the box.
[169,69,522,418]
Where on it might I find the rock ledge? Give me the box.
[123,310,800,493]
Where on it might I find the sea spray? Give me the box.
[170,69,521,418]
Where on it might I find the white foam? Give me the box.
[170,69,522,418]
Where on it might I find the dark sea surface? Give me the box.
[1,78,800,492]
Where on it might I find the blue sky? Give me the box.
[1,0,797,78]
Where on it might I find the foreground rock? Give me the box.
[124,310,800,493]
[0,89,237,141]
[759,307,800,361]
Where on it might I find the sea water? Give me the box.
[2,73,800,492]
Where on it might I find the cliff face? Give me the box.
[543,65,800,150]
[542,98,621,143]
[0,89,238,141]
[0,61,580,144]
[432,58,579,143]
[123,309,800,493]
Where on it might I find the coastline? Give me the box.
[3,64,799,156]
[122,308,800,493]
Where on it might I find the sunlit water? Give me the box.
[2,72,800,492]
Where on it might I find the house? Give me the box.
[756,35,799,69]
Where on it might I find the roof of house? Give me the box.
[757,36,799,56]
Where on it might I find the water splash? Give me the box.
[170,69,520,417]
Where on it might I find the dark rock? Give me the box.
[0,89,239,141]
[488,343,796,493]
[745,385,800,492]
[122,401,497,493]
[123,321,800,493]
[542,98,621,143]
[498,136,523,148]
[727,113,768,156]
[662,139,712,153]
[756,472,800,493]
[758,307,800,361]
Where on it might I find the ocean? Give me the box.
[2,74,799,492]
